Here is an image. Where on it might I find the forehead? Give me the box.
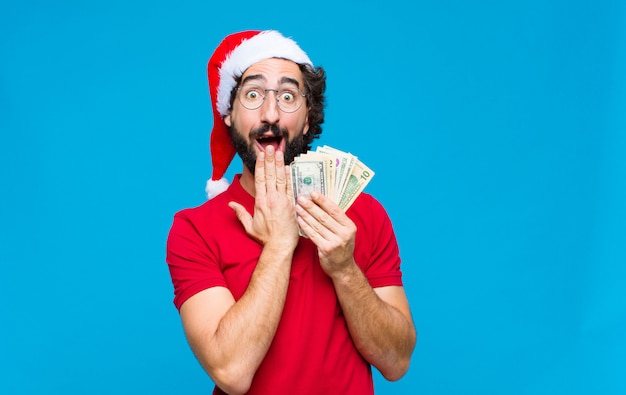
[241,58,303,85]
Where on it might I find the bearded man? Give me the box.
[166,30,416,395]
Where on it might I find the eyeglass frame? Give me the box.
[234,84,307,113]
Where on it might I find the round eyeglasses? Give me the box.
[236,84,306,113]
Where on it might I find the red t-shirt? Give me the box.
[166,175,403,394]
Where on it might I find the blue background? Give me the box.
[1,1,625,394]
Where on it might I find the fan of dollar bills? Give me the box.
[290,145,375,212]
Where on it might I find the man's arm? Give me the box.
[180,244,293,394]
[180,147,300,395]
[331,273,416,380]
[295,191,417,380]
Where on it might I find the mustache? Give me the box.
[250,124,285,139]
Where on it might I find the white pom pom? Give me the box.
[206,178,230,199]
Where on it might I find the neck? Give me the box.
[239,165,256,197]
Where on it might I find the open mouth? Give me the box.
[255,134,284,152]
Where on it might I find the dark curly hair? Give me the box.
[299,64,326,149]
[227,63,326,151]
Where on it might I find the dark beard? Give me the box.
[228,123,309,174]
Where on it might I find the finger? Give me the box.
[274,149,287,189]
[254,151,267,198]
[296,196,334,239]
[264,145,277,193]
[285,166,294,202]
[296,214,317,240]
[309,191,349,225]
[299,193,335,225]
[307,192,357,250]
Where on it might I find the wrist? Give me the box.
[329,259,360,284]
[263,239,297,256]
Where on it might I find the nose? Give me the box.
[259,90,280,124]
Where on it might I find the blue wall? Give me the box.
[1,1,624,394]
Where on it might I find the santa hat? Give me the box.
[205,30,313,199]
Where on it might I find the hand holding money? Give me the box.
[290,145,374,212]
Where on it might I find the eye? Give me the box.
[279,89,296,103]
[245,88,262,100]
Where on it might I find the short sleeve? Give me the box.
[166,210,228,310]
[350,194,403,289]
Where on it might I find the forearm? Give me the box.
[331,262,416,381]
[191,245,294,393]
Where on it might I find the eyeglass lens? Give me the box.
[238,85,304,113]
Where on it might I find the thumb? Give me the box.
[228,201,253,232]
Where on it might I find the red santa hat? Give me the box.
[205,30,313,199]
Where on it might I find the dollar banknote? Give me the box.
[290,145,374,212]
[316,145,356,202]
[337,159,375,210]
[290,159,327,201]
[296,152,336,201]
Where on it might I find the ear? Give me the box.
[224,114,232,127]
[303,113,309,135]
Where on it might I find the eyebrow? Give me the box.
[241,74,301,88]
[241,74,265,85]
